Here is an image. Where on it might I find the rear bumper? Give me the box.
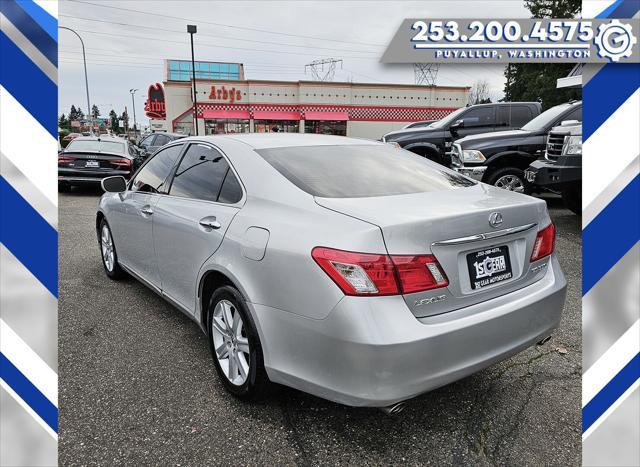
[253,255,566,407]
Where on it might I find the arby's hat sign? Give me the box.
[145,83,166,119]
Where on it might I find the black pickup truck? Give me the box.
[449,100,582,193]
[382,102,541,166]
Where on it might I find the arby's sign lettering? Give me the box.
[145,83,166,119]
[209,85,242,104]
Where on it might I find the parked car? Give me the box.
[403,119,436,129]
[96,134,566,409]
[62,132,82,143]
[450,101,582,193]
[136,132,185,161]
[58,136,141,191]
[526,121,582,215]
[382,102,541,166]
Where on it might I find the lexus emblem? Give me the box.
[489,212,503,228]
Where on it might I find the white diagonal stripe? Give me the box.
[0,382,58,440]
[583,88,640,209]
[33,0,58,19]
[582,0,619,18]
[0,319,58,407]
[0,86,58,207]
[583,380,640,441]
[583,320,640,406]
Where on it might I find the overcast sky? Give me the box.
[59,0,531,126]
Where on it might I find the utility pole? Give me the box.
[305,58,343,81]
[187,24,199,136]
[59,27,93,133]
[129,89,138,139]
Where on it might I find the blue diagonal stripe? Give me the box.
[0,353,58,433]
[14,0,57,42]
[583,63,640,142]
[0,0,57,66]
[600,0,640,18]
[0,176,58,298]
[583,174,640,295]
[0,30,57,138]
[583,352,640,433]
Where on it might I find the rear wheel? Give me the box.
[561,185,581,215]
[58,182,71,193]
[486,167,530,194]
[207,286,270,401]
[99,219,125,279]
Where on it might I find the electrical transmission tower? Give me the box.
[305,58,343,81]
[414,63,440,86]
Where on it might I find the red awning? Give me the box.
[202,109,250,119]
[253,111,301,120]
[304,111,349,121]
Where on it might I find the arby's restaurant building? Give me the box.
[145,59,470,139]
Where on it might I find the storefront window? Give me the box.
[205,119,250,134]
[254,120,299,133]
[304,120,347,136]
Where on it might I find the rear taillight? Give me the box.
[311,247,448,296]
[530,222,555,262]
[58,154,75,164]
[391,255,448,293]
[111,158,131,168]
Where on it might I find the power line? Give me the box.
[65,0,386,47]
[59,27,377,60]
[59,14,380,55]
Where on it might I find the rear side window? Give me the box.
[131,144,183,193]
[257,144,474,198]
[563,106,582,122]
[510,106,534,127]
[154,134,171,146]
[218,171,243,204]
[169,144,229,202]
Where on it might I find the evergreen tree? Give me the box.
[77,108,85,120]
[109,110,120,133]
[69,105,78,121]
[58,113,69,129]
[503,0,582,110]
[91,104,100,119]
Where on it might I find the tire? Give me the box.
[98,219,126,279]
[561,185,582,215]
[485,167,531,194]
[58,182,71,193]
[207,286,270,401]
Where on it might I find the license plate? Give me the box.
[85,160,99,168]
[466,245,513,290]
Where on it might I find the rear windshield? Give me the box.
[257,144,475,198]
[65,139,125,154]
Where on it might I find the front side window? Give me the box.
[257,144,474,198]
[139,135,155,148]
[131,144,183,193]
[169,144,230,202]
[461,107,495,127]
[154,134,171,147]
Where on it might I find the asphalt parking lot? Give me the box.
[59,187,581,466]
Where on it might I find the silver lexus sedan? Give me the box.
[96,134,566,410]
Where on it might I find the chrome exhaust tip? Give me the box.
[537,335,552,345]
[379,402,406,416]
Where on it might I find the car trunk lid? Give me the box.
[315,184,551,318]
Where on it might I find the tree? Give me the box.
[468,80,493,105]
[120,110,129,132]
[91,105,100,119]
[58,113,69,130]
[503,0,582,110]
[69,105,78,121]
[76,107,85,120]
[109,109,120,133]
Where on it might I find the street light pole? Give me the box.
[129,89,138,139]
[59,26,93,134]
[187,24,199,136]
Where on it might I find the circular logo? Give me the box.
[489,212,503,228]
[595,20,637,62]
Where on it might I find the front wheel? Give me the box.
[486,167,530,194]
[207,286,270,401]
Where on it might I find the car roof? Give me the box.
[181,133,381,149]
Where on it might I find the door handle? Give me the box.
[140,206,154,216]
[199,217,221,230]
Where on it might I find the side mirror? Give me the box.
[449,119,463,135]
[101,176,127,193]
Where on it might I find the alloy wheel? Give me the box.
[211,299,250,386]
[101,225,115,272]
[494,174,525,193]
